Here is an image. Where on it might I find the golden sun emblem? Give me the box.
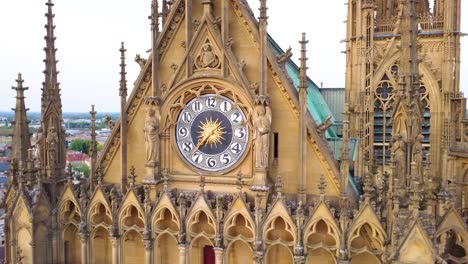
[193,117,226,152]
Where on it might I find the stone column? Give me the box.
[110,236,120,264]
[214,247,224,264]
[144,239,154,264]
[80,232,89,264]
[293,255,305,264]
[178,244,187,264]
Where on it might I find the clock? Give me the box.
[175,94,249,172]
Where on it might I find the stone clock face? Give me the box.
[175,94,249,172]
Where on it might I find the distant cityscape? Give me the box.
[0,111,119,180]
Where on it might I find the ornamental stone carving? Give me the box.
[253,104,272,169]
[195,43,221,69]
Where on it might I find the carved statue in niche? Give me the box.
[46,126,58,166]
[391,133,406,179]
[144,104,161,165]
[412,134,424,175]
[253,104,272,169]
[195,42,220,69]
[35,127,43,162]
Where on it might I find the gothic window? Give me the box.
[373,65,431,165]
[373,73,396,165]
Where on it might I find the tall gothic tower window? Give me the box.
[373,64,431,165]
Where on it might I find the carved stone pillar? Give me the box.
[178,244,187,264]
[293,254,305,264]
[110,236,120,264]
[79,232,89,264]
[214,247,224,264]
[143,239,153,264]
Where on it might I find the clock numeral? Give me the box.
[220,153,231,165]
[220,101,232,112]
[206,97,216,108]
[207,158,217,168]
[182,142,193,152]
[235,127,246,139]
[182,112,192,123]
[231,112,243,124]
[179,127,189,137]
[231,143,242,154]
[192,101,202,112]
[192,152,203,164]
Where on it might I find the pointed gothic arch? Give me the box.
[226,239,253,264]
[155,232,179,264]
[122,229,145,263]
[62,224,81,264]
[91,226,112,264]
[265,243,294,264]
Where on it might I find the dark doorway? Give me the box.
[203,245,215,264]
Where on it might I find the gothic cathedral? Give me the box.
[3,0,468,264]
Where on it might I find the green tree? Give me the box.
[69,139,91,154]
[72,163,90,178]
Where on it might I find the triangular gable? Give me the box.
[307,200,340,235]
[437,208,468,237]
[88,186,111,211]
[349,203,386,240]
[186,193,216,224]
[119,188,145,218]
[398,222,435,264]
[225,196,255,228]
[263,199,296,233]
[59,183,82,215]
[152,192,181,226]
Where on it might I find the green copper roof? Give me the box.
[268,36,338,139]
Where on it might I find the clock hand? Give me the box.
[192,130,210,154]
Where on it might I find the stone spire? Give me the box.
[120,42,128,192]
[39,0,66,176]
[150,0,160,97]
[11,73,31,163]
[42,0,61,109]
[258,0,268,99]
[298,33,309,203]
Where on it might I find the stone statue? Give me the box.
[144,105,161,164]
[46,126,58,166]
[253,104,272,169]
[412,134,424,175]
[391,134,406,179]
[35,127,43,162]
[196,43,220,69]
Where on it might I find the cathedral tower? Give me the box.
[345,0,462,180]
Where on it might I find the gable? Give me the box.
[97,0,341,194]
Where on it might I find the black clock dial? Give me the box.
[190,110,233,155]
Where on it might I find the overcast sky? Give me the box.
[1,1,467,112]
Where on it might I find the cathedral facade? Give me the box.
[3,0,468,263]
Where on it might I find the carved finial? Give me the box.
[318,174,327,198]
[119,42,127,97]
[150,0,160,97]
[259,0,268,22]
[129,166,137,187]
[299,33,309,91]
[199,175,206,194]
[275,173,283,199]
